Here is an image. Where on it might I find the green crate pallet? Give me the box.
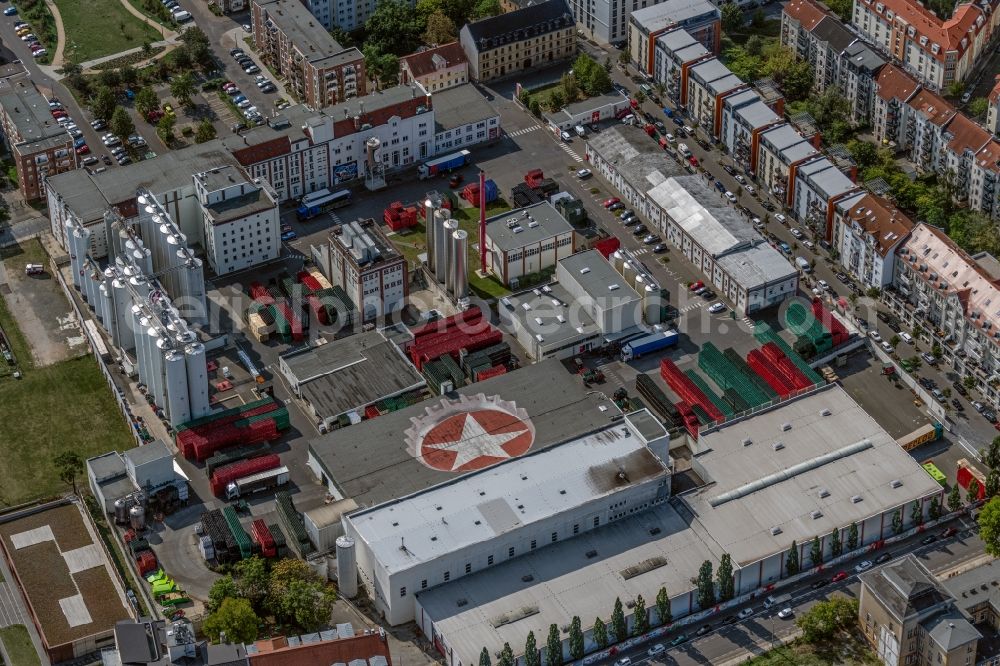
[684,369,734,417]
[723,348,777,400]
[752,322,824,385]
[223,506,252,560]
[722,387,750,413]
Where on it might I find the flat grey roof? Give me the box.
[844,40,885,72]
[417,501,722,666]
[505,282,601,349]
[560,249,642,300]
[690,58,742,95]
[255,0,350,63]
[0,77,71,145]
[433,84,497,133]
[716,241,799,289]
[204,187,274,224]
[485,202,573,252]
[123,440,171,468]
[728,91,782,130]
[656,26,698,51]
[284,331,425,420]
[810,16,854,52]
[941,560,1000,613]
[687,384,943,567]
[308,360,623,506]
[796,157,858,199]
[562,91,629,116]
[87,451,127,483]
[327,85,429,123]
[672,42,709,63]
[631,0,718,33]
[761,124,817,165]
[648,175,754,257]
[586,126,686,194]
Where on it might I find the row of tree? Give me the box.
[204,556,336,644]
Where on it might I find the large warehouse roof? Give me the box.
[687,384,942,566]
[308,360,622,506]
[346,423,668,573]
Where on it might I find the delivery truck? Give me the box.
[621,330,679,361]
[225,465,289,500]
[418,150,470,179]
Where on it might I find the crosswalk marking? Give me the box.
[632,248,650,256]
[680,301,704,313]
[507,126,541,137]
[558,142,585,163]
[742,317,755,328]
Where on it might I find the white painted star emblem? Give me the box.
[423,412,529,471]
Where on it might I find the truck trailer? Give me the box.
[225,465,290,500]
[418,150,470,179]
[621,330,679,361]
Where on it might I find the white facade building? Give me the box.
[791,157,860,241]
[484,202,576,287]
[328,219,408,322]
[833,192,912,288]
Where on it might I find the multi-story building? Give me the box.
[859,555,980,666]
[192,166,280,275]
[399,42,469,93]
[685,57,746,138]
[851,0,997,91]
[299,0,409,32]
[781,0,830,61]
[969,139,1000,219]
[652,27,710,100]
[840,40,887,124]
[790,156,860,240]
[988,75,1000,137]
[459,0,575,82]
[251,0,365,108]
[327,219,408,322]
[627,0,719,75]
[833,191,912,287]
[871,64,920,146]
[431,84,502,153]
[940,560,1000,638]
[755,123,819,203]
[942,113,1000,213]
[483,201,576,286]
[903,88,956,173]
[0,73,77,202]
[720,89,783,174]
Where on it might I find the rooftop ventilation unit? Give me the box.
[781,423,791,431]
[810,510,823,519]
[770,526,782,536]
[820,408,831,416]
[851,495,863,503]
[609,284,620,290]
[742,437,753,447]
[818,488,830,498]
[580,267,591,274]
[890,479,903,488]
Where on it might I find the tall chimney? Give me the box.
[479,170,487,275]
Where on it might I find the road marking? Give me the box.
[559,143,585,163]
[742,317,755,328]
[507,126,541,137]
[680,301,704,313]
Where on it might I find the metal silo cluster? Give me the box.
[423,198,469,302]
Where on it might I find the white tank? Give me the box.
[644,285,662,325]
[164,349,191,426]
[440,219,458,287]
[611,250,625,274]
[452,229,469,300]
[622,260,635,288]
[111,278,132,349]
[98,284,113,333]
[129,504,146,531]
[185,342,210,419]
[149,333,167,409]
[634,274,645,293]
[114,498,129,524]
[134,311,150,383]
[433,212,451,284]
[183,257,206,325]
[335,536,358,598]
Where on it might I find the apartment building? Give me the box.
[791,156,860,241]
[327,219,408,322]
[851,0,997,91]
[942,113,1000,217]
[720,89,782,174]
[0,74,77,202]
[859,555,980,666]
[399,42,469,93]
[300,0,409,31]
[193,166,280,275]
[251,0,365,108]
[755,123,819,203]
[651,27,710,101]
[685,57,746,138]
[627,0,719,75]
[988,75,1000,137]
[841,40,887,124]
[459,0,575,82]
[904,88,956,173]
[871,64,920,145]
[833,192,912,288]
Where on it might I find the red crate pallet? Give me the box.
[475,364,507,382]
[251,519,276,557]
[184,418,282,462]
[297,271,323,293]
[211,453,281,496]
[249,282,275,305]
[275,302,304,341]
[306,295,329,325]
[411,307,482,341]
[811,300,849,346]
[416,330,503,370]
[660,360,723,422]
[761,343,813,389]
[136,551,158,576]
[364,404,381,419]
[410,319,494,357]
[746,350,793,396]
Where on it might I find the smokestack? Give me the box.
[479,171,487,275]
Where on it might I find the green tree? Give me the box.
[195,119,217,143]
[59,61,87,94]
[948,484,962,513]
[472,0,500,18]
[525,631,539,666]
[207,575,238,614]
[518,89,530,106]
[568,617,584,659]
[97,68,121,90]
[932,342,943,359]
[891,508,903,535]
[745,34,763,56]
[141,41,153,58]
[498,643,515,666]
[810,536,823,568]
[110,106,135,142]
[980,497,1000,557]
[969,478,981,504]
[610,597,626,642]
[764,50,813,102]
[267,558,315,615]
[721,2,743,32]
[203,598,259,644]
[847,523,858,551]
[786,540,799,575]
[545,623,562,666]
[655,587,671,626]
[716,553,734,602]
[282,580,335,631]
[53,452,83,494]
[632,595,649,636]
[156,114,176,145]
[134,87,158,119]
[911,500,924,526]
[118,64,139,88]
[235,556,269,609]
[548,89,565,110]
[826,0,852,18]
[592,618,607,649]
[178,25,211,65]
[947,81,965,98]
[634,89,646,104]
[965,375,977,390]
[982,438,1000,471]
[561,72,579,103]
[423,9,456,44]
[365,0,424,54]
[928,496,942,521]
[987,472,1000,499]
[890,334,901,348]
[751,7,765,26]
[170,72,196,108]
[529,98,541,116]
[696,560,715,609]
[830,528,842,558]
[363,44,401,89]
[480,647,492,666]
[795,597,859,643]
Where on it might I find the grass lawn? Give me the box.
[748,632,879,665]
[0,625,41,666]
[54,0,162,62]
[0,243,134,506]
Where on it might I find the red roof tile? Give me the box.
[875,64,919,103]
[907,89,955,126]
[783,0,829,31]
[945,112,991,155]
[401,42,468,79]
[989,75,1000,105]
[860,0,987,61]
[249,633,392,666]
[976,140,1000,174]
[843,193,913,257]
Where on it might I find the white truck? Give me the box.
[24,264,44,275]
[795,256,811,273]
[677,143,692,158]
[574,124,586,138]
[225,465,289,500]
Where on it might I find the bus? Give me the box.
[922,461,946,487]
[297,188,352,220]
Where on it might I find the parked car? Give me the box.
[669,634,687,647]
[714,180,725,193]
[941,527,958,538]
[76,144,90,154]
[774,213,786,224]
[855,560,873,573]
[90,118,106,130]
[695,625,712,636]
[576,168,592,179]
[609,202,625,211]
[632,225,648,236]
[81,155,98,166]
[777,608,794,619]
[700,290,716,300]
[921,351,938,365]
[869,330,882,343]
[874,552,892,564]
[653,243,667,253]
[790,227,804,239]
[646,644,665,657]
[881,340,894,353]
[708,302,726,314]
[259,83,276,93]
[603,197,620,208]
[831,571,848,582]
[643,234,658,244]
[921,535,937,545]
[737,607,754,619]
[724,191,736,202]
[281,230,297,241]
[4,7,18,15]
[560,130,572,141]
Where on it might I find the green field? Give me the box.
[54,0,162,62]
[0,625,41,666]
[0,241,134,506]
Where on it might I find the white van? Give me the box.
[900,331,914,344]
[574,124,586,138]
[795,256,811,273]
[677,143,691,158]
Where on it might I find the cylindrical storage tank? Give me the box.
[621,260,635,288]
[612,251,625,275]
[129,504,146,531]
[335,536,358,598]
[112,278,132,349]
[184,257,207,325]
[644,284,662,325]
[441,219,458,289]
[424,199,436,272]
[151,336,169,410]
[134,310,150,383]
[185,342,210,420]
[634,274,645,294]
[114,498,128,525]
[130,274,150,303]
[452,230,469,300]
[164,349,191,426]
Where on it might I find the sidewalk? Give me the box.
[717,628,803,666]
